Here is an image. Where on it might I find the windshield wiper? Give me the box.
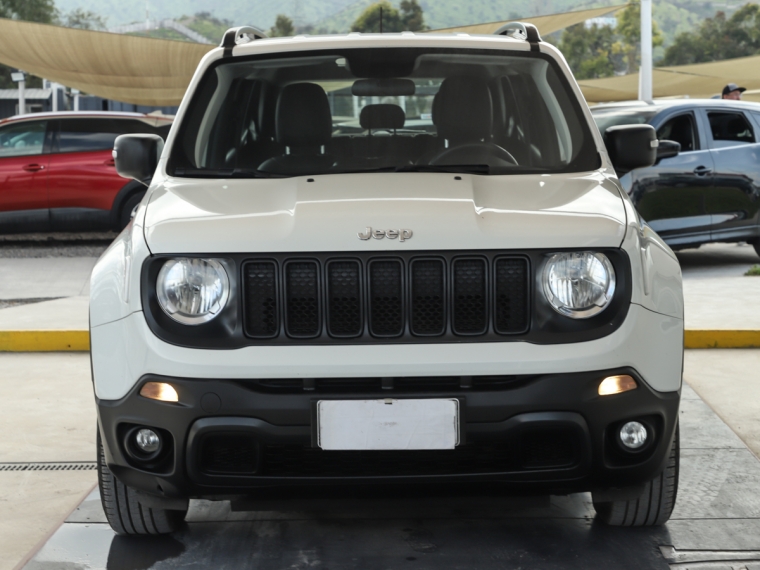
[172,167,288,178]
[395,164,490,174]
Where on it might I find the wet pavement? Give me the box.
[20,384,760,570]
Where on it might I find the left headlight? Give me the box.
[156,258,230,325]
[542,252,616,319]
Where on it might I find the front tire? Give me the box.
[592,423,679,526]
[97,430,186,535]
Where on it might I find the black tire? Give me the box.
[592,423,679,526]
[751,238,760,259]
[97,430,186,535]
[118,192,145,230]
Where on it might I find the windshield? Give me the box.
[168,47,599,178]
[591,107,658,134]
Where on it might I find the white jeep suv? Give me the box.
[90,24,683,535]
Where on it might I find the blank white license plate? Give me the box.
[317,398,460,451]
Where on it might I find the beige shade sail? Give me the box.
[430,5,628,36]
[0,5,629,107]
[579,54,760,103]
[0,17,212,106]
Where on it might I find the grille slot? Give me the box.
[326,260,362,337]
[285,261,320,338]
[452,258,488,335]
[410,259,445,336]
[494,257,529,334]
[243,262,279,338]
[368,259,404,337]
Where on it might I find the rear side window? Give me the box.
[707,112,755,147]
[0,121,47,157]
[657,114,698,152]
[57,118,170,153]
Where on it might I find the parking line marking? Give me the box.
[0,330,757,351]
[0,331,90,351]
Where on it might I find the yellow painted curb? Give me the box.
[0,331,90,352]
[684,330,760,349]
[0,330,758,351]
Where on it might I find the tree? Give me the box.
[400,0,427,32]
[615,1,663,74]
[0,0,56,23]
[351,1,402,33]
[662,4,760,65]
[269,14,295,37]
[59,8,107,30]
[558,23,619,80]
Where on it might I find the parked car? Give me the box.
[591,100,760,255]
[91,24,683,535]
[0,111,172,233]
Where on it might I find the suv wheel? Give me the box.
[97,430,186,535]
[119,192,145,230]
[592,423,679,526]
[751,238,760,259]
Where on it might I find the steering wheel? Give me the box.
[429,142,518,168]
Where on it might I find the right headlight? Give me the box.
[156,258,230,325]
[542,252,616,319]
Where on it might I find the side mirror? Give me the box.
[604,124,657,175]
[655,139,680,164]
[113,134,164,184]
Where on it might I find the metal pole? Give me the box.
[52,83,58,112]
[640,0,653,102]
[18,79,25,115]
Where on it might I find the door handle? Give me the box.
[22,163,45,172]
[104,158,115,167]
[693,165,713,176]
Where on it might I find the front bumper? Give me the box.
[97,367,680,500]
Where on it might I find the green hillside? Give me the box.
[53,0,754,46]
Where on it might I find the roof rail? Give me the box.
[494,22,542,44]
[220,26,268,54]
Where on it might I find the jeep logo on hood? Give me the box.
[358,227,413,242]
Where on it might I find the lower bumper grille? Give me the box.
[196,428,580,478]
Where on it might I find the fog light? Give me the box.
[599,375,637,396]
[140,382,179,403]
[620,421,647,449]
[135,428,161,453]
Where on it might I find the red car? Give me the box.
[0,111,172,233]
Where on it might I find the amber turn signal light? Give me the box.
[598,375,637,396]
[139,382,179,403]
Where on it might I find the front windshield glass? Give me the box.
[168,47,599,178]
[591,107,658,134]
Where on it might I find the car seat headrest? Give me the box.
[360,104,406,130]
[275,83,332,147]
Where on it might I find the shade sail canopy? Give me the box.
[0,18,211,106]
[430,5,627,36]
[579,54,760,103]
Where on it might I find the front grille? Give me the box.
[200,434,259,474]
[242,252,530,342]
[259,428,579,477]
[241,375,533,394]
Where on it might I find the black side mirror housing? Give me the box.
[604,124,658,175]
[113,134,164,184]
[655,139,681,164]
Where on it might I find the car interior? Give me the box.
[170,49,599,177]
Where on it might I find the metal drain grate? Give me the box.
[0,462,97,471]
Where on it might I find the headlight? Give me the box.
[156,258,229,325]
[542,252,615,319]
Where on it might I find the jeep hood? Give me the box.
[143,172,627,253]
